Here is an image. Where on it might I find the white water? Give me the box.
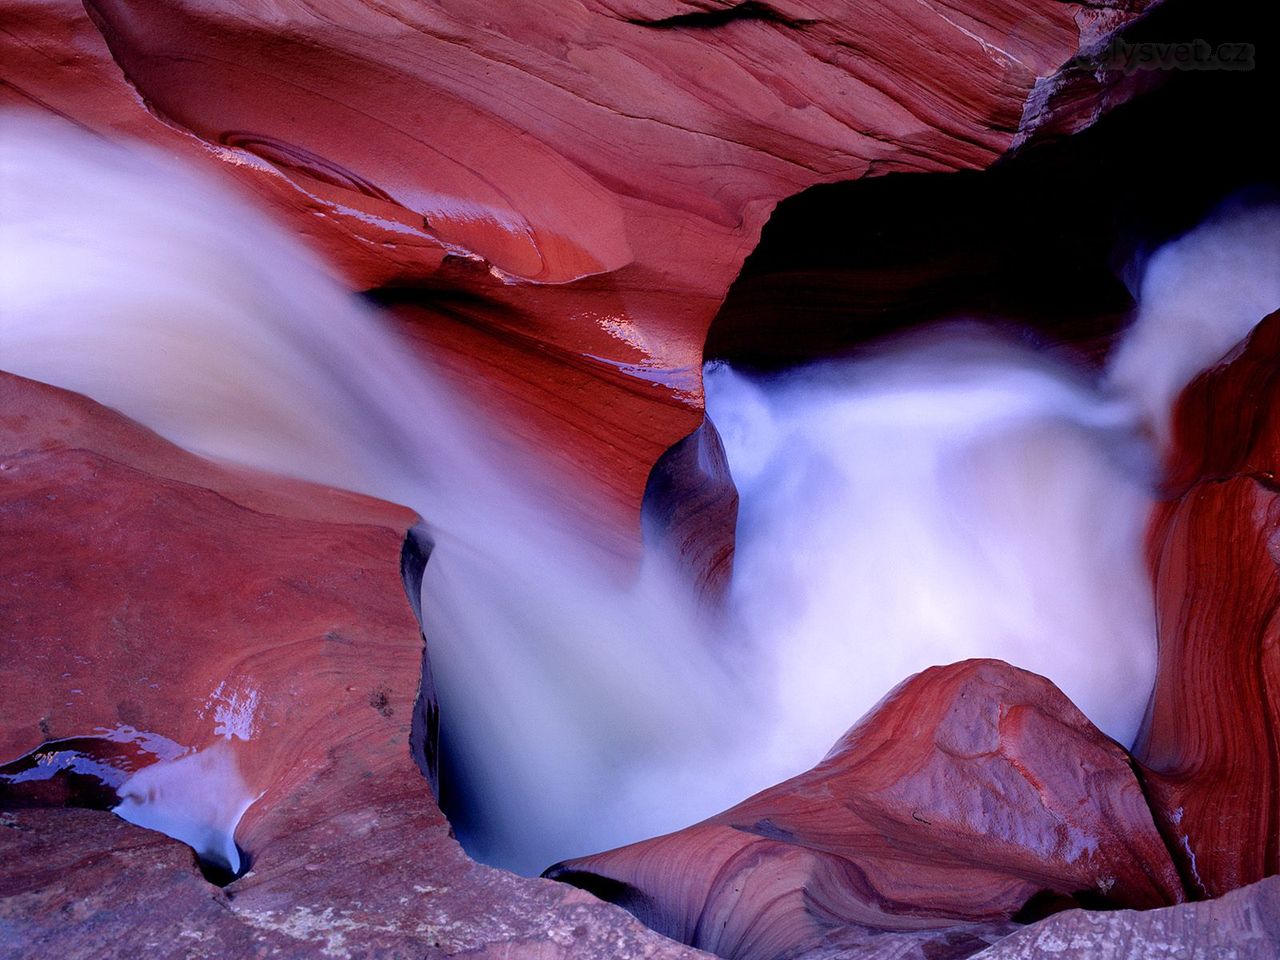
[3,114,1277,877]
[0,115,747,875]
[706,330,1159,772]
[114,740,256,876]
[1107,201,1280,442]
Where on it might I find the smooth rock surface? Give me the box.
[0,371,712,959]
[1134,310,1280,898]
[548,660,1184,960]
[0,369,427,857]
[641,417,739,601]
[0,0,1160,550]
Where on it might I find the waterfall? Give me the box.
[3,112,1277,876]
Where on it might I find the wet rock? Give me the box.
[1134,310,1280,897]
[0,371,709,960]
[547,660,1183,960]
[642,417,739,602]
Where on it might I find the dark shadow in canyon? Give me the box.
[604,1,1276,947]
[703,0,1277,375]
[402,524,441,797]
[638,0,1278,649]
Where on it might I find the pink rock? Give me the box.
[548,660,1183,960]
[0,0,1159,570]
[0,806,715,959]
[1134,310,1280,898]
[0,369,427,863]
[972,875,1280,960]
[0,371,715,958]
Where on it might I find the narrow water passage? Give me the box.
[3,114,1277,877]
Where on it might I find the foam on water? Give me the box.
[1107,201,1280,443]
[114,741,256,877]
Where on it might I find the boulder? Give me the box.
[548,660,1183,960]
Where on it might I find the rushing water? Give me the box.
[705,329,1159,775]
[3,113,1277,876]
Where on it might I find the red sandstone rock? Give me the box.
[0,371,715,959]
[1133,310,1280,899]
[0,369,428,858]
[547,660,1184,960]
[384,292,711,557]
[0,0,1159,553]
[642,417,739,600]
[67,0,1156,292]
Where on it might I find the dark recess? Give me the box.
[401,525,441,797]
[704,0,1276,373]
[627,1,816,30]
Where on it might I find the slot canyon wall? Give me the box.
[0,0,1164,557]
[3,1,1279,960]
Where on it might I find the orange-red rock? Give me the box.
[1133,310,1280,898]
[0,371,718,958]
[0,0,1159,551]
[547,660,1184,960]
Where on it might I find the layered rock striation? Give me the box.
[1134,311,1280,898]
[0,371,707,959]
[548,660,1184,960]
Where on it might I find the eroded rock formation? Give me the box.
[547,659,1184,960]
[1134,310,1280,898]
[0,0,1161,551]
[0,372,706,959]
[0,369,427,859]
[642,417,739,600]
